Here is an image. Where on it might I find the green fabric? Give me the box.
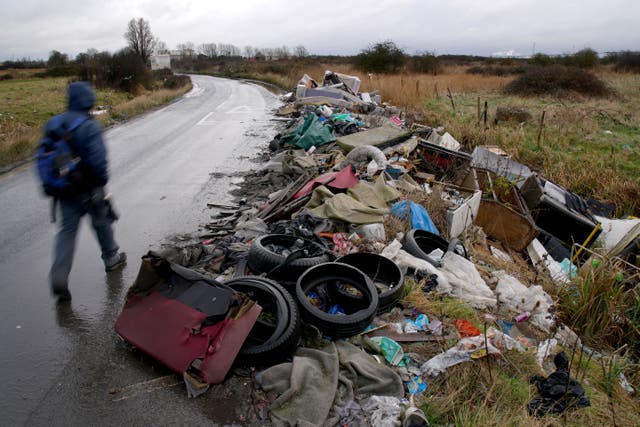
[306,177,399,224]
[258,341,404,426]
[347,175,401,210]
[281,113,336,150]
[306,186,389,225]
[261,344,340,426]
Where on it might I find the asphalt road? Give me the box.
[0,75,279,426]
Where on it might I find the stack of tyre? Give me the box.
[239,234,406,352]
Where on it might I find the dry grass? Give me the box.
[109,85,192,120]
[0,75,191,168]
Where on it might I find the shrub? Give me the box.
[529,53,554,66]
[355,41,406,74]
[466,65,526,76]
[409,53,442,75]
[109,49,152,92]
[162,74,190,89]
[571,48,599,68]
[504,65,611,97]
[609,51,640,73]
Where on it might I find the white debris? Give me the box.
[438,252,497,309]
[493,270,555,333]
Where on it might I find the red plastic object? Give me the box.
[115,265,261,385]
[454,319,481,337]
[292,165,359,200]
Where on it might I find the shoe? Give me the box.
[52,285,72,302]
[105,252,127,272]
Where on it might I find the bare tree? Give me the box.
[217,43,236,57]
[124,18,155,63]
[293,45,309,58]
[244,45,254,59]
[154,40,169,55]
[199,43,218,58]
[279,45,290,59]
[176,42,195,58]
[262,48,275,60]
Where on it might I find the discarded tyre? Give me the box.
[248,234,331,288]
[402,229,452,267]
[225,276,300,364]
[296,262,378,338]
[335,252,405,313]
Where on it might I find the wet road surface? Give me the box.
[0,75,279,425]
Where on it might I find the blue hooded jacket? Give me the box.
[57,81,109,188]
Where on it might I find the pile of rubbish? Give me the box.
[114,70,640,425]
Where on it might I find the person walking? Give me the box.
[44,81,126,301]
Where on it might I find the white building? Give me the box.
[150,54,171,70]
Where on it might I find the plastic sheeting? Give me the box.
[380,239,450,291]
[438,252,497,309]
[421,327,524,376]
[391,201,439,235]
[493,270,555,333]
[281,113,336,150]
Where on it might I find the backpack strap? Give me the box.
[62,115,91,153]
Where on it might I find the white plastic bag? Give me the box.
[439,252,496,309]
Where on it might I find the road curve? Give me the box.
[0,75,279,425]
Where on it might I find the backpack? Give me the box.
[35,115,89,198]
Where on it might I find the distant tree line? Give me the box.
[4,18,640,89]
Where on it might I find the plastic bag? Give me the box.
[363,396,402,427]
[391,200,439,235]
[438,252,496,309]
[369,336,406,367]
[404,314,429,333]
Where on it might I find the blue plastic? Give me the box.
[391,200,439,235]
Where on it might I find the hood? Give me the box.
[67,81,95,111]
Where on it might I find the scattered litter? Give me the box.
[439,252,497,309]
[528,351,590,417]
[114,67,626,421]
[391,200,439,234]
[493,270,555,333]
[421,327,524,376]
[454,319,481,337]
[404,314,429,333]
[536,339,558,373]
[619,372,635,394]
[406,376,427,395]
[368,336,407,367]
[363,396,403,427]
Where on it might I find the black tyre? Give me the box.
[296,262,378,338]
[247,234,331,288]
[225,276,300,364]
[335,252,405,313]
[402,229,450,267]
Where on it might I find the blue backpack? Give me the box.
[35,115,89,198]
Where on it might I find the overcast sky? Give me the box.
[1,0,638,61]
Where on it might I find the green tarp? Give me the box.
[306,176,401,224]
[281,113,336,150]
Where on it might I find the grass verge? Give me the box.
[0,75,192,170]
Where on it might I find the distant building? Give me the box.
[150,54,171,70]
